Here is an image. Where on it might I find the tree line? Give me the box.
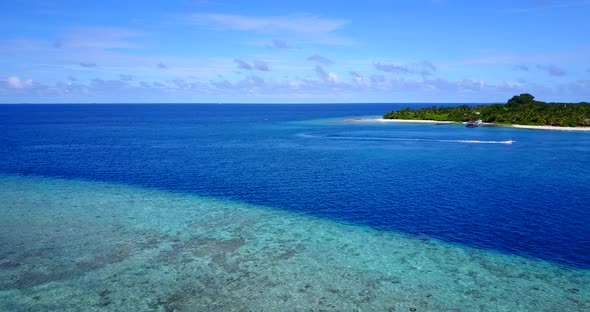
[383,94,590,127]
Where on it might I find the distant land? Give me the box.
[383,94,590,127]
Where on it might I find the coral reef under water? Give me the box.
[0,176,588,311]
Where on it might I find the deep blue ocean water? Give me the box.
[1,103,589,269]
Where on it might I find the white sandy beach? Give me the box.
[346,117,590,131]
[345,117,456,124]
[508,124,590,131]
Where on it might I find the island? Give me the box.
[383,94,590,129]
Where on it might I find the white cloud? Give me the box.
[272,39,289,49]
[80,62,97,68]
[57,26,144,50]
[307,54,333,65]
[350,71,368,88]
[459,78,485,91]
[537,64,567,77]
[513,64,529,71]
[6,76,33,89]
[234,59,252,70]
[234,59,270,71]
[451,47,589,67]
[183,13,355,46]
[188,13,348,34]
[313,65,339,84]
[253,60,270,71]
[328,72,339,82]
[2,74,589,103]
[314,65,329,81]
[374,61,437,76]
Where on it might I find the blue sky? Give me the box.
[1,0,589,103]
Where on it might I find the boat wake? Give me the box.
[455,139,516,144]
[296,133,515,144]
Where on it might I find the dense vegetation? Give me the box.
[383,94,590,127]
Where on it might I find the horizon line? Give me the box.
[0,101,500,105]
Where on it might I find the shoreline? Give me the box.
[346,117,590,131]
[506,124,590,131]
[345,117,456,124]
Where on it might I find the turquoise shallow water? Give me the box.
[1,175,588,311]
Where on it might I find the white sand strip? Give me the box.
[508,125,590,131]
[346,117,590,131]
[345,118,456,124]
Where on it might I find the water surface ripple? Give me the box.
[1,104,589,269]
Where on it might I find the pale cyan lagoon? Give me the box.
[1,175,588,311]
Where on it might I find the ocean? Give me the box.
[0,104,589,311]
